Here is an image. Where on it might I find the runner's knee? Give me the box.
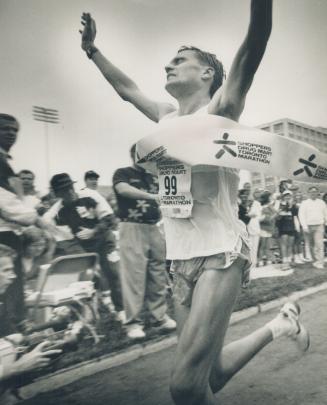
[170,351,212,404]
[170,370,207,405]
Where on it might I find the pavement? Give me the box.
[20,289,327,405]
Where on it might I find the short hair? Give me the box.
[308,186,318,192]
[178,46,225,97]
[18,169,35,179]
[0,113,18,123]
[0,244,16,260]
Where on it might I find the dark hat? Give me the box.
[50,173,75,193]
[84,170,100,180]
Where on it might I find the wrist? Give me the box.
[85,44,98,59]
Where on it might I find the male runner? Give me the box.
[80,2,309,404]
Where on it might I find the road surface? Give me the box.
[22,290,327,405]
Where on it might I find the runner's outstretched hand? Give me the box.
[80,12,96,51]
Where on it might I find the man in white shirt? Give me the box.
[18,170,41,210]
[299,186,327,269]
[83,170,100,191]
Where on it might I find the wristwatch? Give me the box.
[85,45,98,59]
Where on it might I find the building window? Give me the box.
[295,125,302,133]
[273,123,283,132]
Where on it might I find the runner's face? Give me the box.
[0,257,16,294]
[165,50,207,97]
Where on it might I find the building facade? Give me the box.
[250,118,327,194]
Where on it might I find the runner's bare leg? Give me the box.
[171,257,274,404]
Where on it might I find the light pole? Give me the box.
[32,106,59,182]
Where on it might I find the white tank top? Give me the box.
[160,106,248,260]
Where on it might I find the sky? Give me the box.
[1,0,327,193]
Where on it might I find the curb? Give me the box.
[20,282,327,400]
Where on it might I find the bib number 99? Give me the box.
[164,175,177,195]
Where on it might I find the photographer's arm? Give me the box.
[0,341,62,380]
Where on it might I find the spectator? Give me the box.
[298,186,327,269]
[82,171,118,228]
[247,189,262,268]
[0,115,48,331]
[0,244,61,404]
[113,144,176,339]
[258,191,277,266]
[44,173,124,318]
[243,182,252,198]
[0,114,23,198]
[238,189,251,225]
[0,245,16,301]
[37,192,56,216]
[40,191,84,257]
[273,179,292,208]
[292,191,305,264]
[83,170,100,191]
[18,170,41,209]
[276,190,296,270]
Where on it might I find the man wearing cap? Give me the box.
[83,170,100,191]
[44,173,124,318]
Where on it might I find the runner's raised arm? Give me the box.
[80,13,175,122]
[210,0,272,121]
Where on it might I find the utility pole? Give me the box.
[32,106,59,182]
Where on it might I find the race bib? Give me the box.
[157,159,193,218]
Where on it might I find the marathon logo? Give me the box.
[214,132,272,165]
[293,154,327,181]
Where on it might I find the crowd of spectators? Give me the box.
[0,113,177,401]
[238,181,327,271]
[0,112,326,401]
